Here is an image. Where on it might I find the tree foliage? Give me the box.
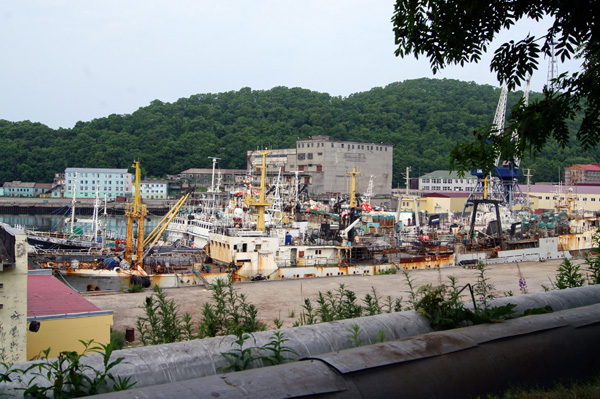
[0,79,596,187]
[392,0,599,176]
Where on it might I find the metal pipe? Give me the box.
[4,285,600,397]
[92,303,600,399]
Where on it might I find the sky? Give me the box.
[0,1,580,129]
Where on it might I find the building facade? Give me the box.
[296,136,393,195]
[418,170,478,193]
[0,226,28,363]
[3,181,36,197]
[133,180,169,200]
[564,164,600,185]
[246,136,394,195]
[178,168,247,192]
[64,168,132,199]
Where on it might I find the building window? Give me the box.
[307,153,313,160]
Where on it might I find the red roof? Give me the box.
[573,164,600,171]
[28,275,102,317]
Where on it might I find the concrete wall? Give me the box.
[27,313,113,360]
[0,230,28,363]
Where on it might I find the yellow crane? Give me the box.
[124,161,147,269]
[124,161,192,270]
[244,150,272,232]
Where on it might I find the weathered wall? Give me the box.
[0,229,28,363]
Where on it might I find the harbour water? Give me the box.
[0,214,162,239]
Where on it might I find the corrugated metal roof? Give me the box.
[28,275,102,317]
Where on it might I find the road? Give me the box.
[85,258,587,335]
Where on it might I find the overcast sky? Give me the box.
[1,1,580,129]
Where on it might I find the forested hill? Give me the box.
[0,78,596,187]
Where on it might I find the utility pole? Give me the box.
[404,166,411,195]
[524,168,533,211]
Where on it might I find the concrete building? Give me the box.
[245,136,394,196]
[178,168,247,191]
[522,183,600,212]
[0,225,28,363]
[34,183,52,197]
[296,136,393,195]
[64,168,133,199]
[3,181,36,197]
[419,170,478,193]
[2,182,53,197]
[133,180,169,200]
[564,164,600,185]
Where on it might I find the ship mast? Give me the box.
[346,167,360,208]
[124,161,148,268]
[245,150,272,232]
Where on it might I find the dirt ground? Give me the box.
[85,258,585,334]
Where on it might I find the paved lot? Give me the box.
[86,258,587,334]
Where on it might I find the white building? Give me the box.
[133,180,169,199]
[419,170,478,193]
[64,168,132,199]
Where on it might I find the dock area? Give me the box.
[0,197,174,216]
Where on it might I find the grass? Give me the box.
[486,371,600,398]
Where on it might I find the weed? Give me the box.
[110,330,126,350]
[128,283,144,293]
[288,309,296,318]
[473,262,496,310]
[273,318,283,329]
[384,295,403,313]
[402,269,419,309]
[136,285,193,345]
[363,287,383,315]
[376,330,386,343]
[298,298,317,325]
[257,332,299,366]
[552,259,585,289]
[516,262,528,294]
[198,277,266,338]
[584,252,600,285]
[1,340,135,397]
[220,333,257,372]
[348,325,362,347]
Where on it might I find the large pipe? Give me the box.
[3,285,600,396]
[93,303,600,399]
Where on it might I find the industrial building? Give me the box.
[247,136,394,195]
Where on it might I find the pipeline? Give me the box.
[93,302,600,399]
[3,285,600,396]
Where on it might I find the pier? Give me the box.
[0,197,173,216]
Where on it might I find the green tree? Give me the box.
[392,0,599,176]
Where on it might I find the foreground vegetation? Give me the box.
[486,371,600,399]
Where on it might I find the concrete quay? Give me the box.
[0,197,174,216]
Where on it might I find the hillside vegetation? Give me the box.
[0,78,595,187]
